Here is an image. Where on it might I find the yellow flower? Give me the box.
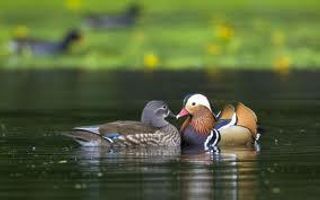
[207,43,221,55]
[273,56,291,75]
[144,52,159,70]
[216,24,234,41]
[65,0,82,12]
[272,30,285,47]
[13,25,29,38]
[133,31,145,42]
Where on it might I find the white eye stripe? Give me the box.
[156,106,170,113]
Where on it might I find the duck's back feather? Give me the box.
[99,120,158,136]
[67,121,180,147]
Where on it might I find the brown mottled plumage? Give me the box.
[65,100,180,148]
[99,121,157,135]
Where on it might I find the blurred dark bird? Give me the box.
[10,29,82,55]
[84,4,141,29]
[64,100,181,148]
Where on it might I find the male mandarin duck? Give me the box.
[10,30,82,55]
[84,4,141,29]
[177,94,261,150]
[65,100,180,148]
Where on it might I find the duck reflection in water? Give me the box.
[68,144,258,200]
[180,146,259,200]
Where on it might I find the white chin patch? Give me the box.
[187,94,212,111]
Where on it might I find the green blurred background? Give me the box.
[0,0,319,70]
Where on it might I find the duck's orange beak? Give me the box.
[176,107,189,119]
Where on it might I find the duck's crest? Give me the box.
[183,93,194,106]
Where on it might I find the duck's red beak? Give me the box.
[176,107,189,119]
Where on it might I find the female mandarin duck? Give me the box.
[11,30,82,55]
[177,94,261,150]
[65,100,180,148]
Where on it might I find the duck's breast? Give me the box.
[158,124,180,146]
[182,126,208,146]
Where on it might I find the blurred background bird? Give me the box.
[10,29,83,56]
[83,3,141,30]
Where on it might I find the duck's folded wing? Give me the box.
[99,121,161,145]
[66,121,161,147]
[215,104,237,130]
[64,125,107,146]
[235,102,258,138]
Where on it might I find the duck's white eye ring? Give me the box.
[192,102,196,106]
[163,105,167,109]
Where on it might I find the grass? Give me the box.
[0,0,319,70]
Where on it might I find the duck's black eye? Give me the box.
[192,102,196,106]
[163,105,167,109]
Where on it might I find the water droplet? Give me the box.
[74,183,87,189]
[272,187,281,194]
[74,183,82,189]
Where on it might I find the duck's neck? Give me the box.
[60,36,74,51]
[141,114,169,128]
[126,6,139,18]
[180,116,191,132]
[189,108,216,135]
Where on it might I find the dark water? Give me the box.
[0,70,319,200]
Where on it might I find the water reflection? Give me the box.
[69,145,258,200]
[180,147,258,200]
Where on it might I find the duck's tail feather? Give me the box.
[257,124,265,134]
[73,125,100,135]
[63,128,111,147]
[255,123,265,141]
